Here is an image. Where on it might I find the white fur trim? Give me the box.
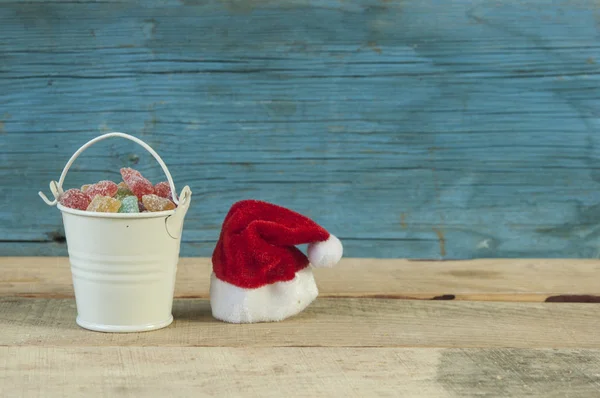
[307,234,343,268]
[210,267,319,323]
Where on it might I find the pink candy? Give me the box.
[85,180,118,201]
[120,168,154,200]
[60,189,91,210]
[154,181,172,199]
[59,168,178,213]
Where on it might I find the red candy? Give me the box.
[59,189,91,210]
[154,181,172,200]
[85,180,118,201]
[120,168,155,200]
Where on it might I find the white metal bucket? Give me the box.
[39,132,192,333]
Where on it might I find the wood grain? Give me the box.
[2,0,600,258]
[2,347,600,397]
[2,297,600,348]
[2,257,600,396]
[2,257,600,302]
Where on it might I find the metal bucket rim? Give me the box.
[58,203,175,219]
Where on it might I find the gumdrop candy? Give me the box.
[118,196,139,213]
[121,168,154,200]
[59,189,91,210]
[154,181,172,199]
[142,194,176,212]
[85,180,118,201]
[81,184,91,193]
[114,183,135,201]
[86,196,121,213]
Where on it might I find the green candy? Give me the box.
[118,196,139,213]
[114,186,135,201]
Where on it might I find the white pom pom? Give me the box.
[308,235,343,268]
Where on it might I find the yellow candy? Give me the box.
[86,196,121,213]
[81,184,91,192]
[142,194,176,212]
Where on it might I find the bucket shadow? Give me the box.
[171,299,214,323]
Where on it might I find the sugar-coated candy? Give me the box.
[154,181,172,199]
[86,196,121,213]
[85,180,118,201]
[118,196,139,213]
[59,189,91,210]
[120,168,154,200]
[142,194,176,212]
[63,166,184,213]
[114,184,135,201]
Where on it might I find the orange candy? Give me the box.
[142,194,176,212]
[86,196,121,213]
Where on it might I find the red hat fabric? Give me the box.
[213,199,331,288]
[210,199,343,323]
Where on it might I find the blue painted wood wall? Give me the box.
[1,0,600,258]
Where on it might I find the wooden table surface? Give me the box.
[2,257,600,397]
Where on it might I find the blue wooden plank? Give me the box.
[1,0,600,258]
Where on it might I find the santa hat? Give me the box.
[210,200,343,323]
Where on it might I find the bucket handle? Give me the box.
[39,132,183,206]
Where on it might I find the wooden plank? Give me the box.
[2,257,599,302]
[0,347,441,397]
[2,347,600,398]
[2,298,600,348]
[2,0,600,259]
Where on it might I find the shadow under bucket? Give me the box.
[39,133,192,333]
